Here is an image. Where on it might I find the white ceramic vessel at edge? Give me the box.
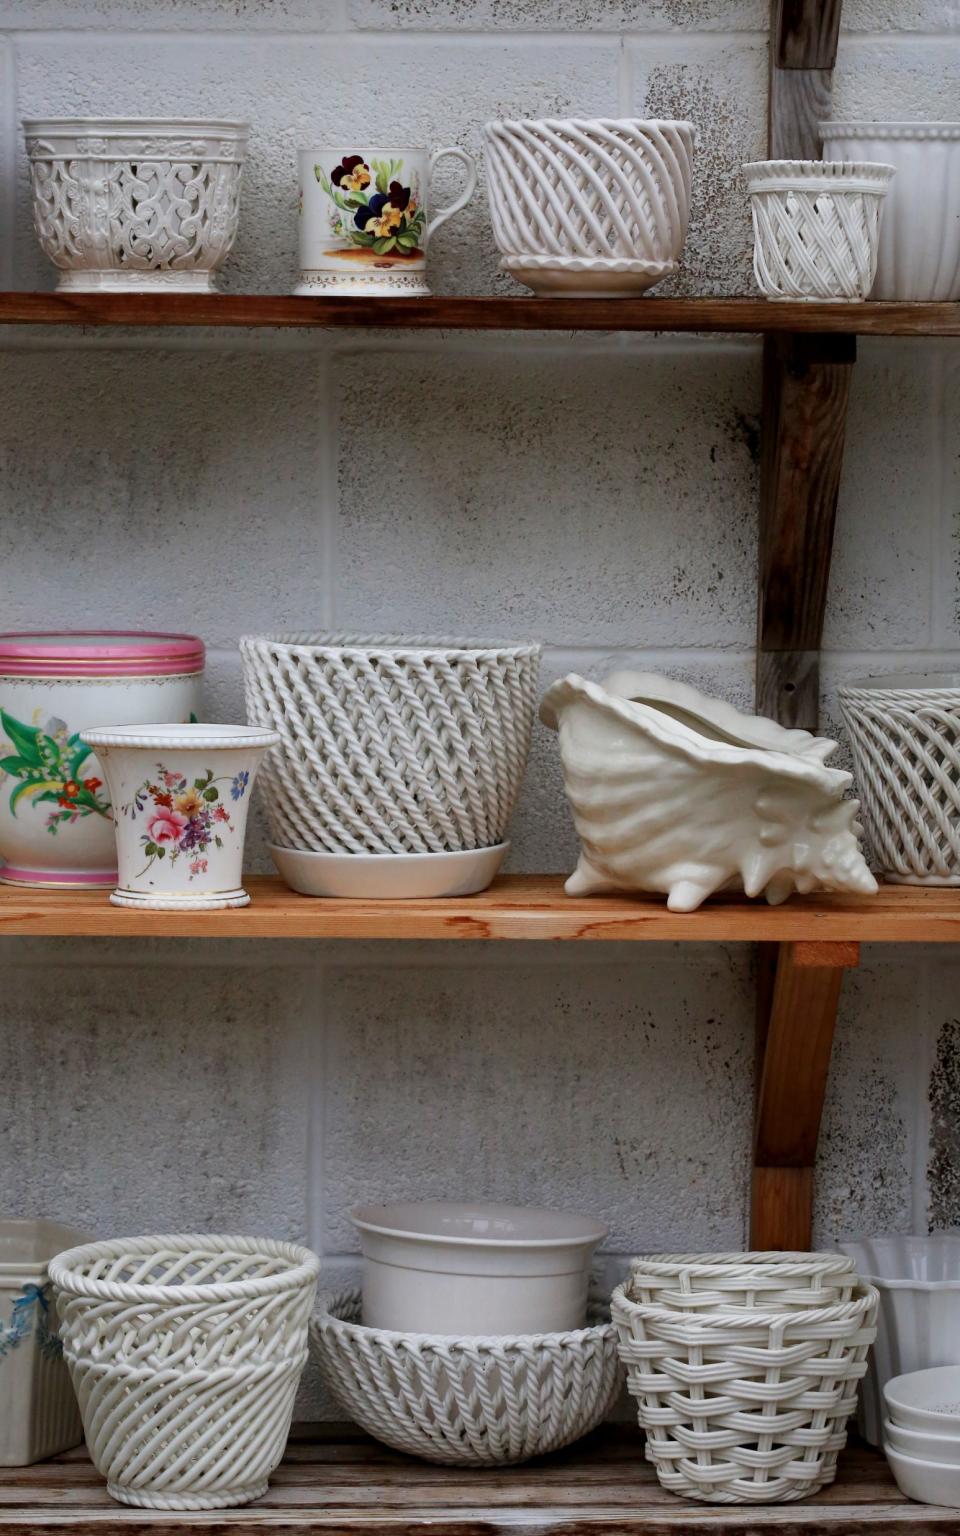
[839,1236,960,1446]
[884,1444,960,1506]
[351,1201,606,1336]
[885,1418,960,1466]
[820,123,960,299]
[269,841,508,899]
[885,1366,960,1433]
[82,723,278,910]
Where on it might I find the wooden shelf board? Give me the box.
[2,292,960,335]
[1,1426,953,1535]
[2,874,959,941]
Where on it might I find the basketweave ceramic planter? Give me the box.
[81,723,278,909]
[743,159,894,301]
[821,123,960,299]
[0,1220,89,1466]
[0,632,203,890]
[23,119,247,292]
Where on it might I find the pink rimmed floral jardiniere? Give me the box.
[81,723,278,909]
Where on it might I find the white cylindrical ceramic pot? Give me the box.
[0,633,203,890]
[821,123,960,299]
[743,159,894,300]
[23,119,248,293]
[351,1201,606,1336]
[81,723,278,910]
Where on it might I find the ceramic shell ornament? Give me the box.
[540,672,877,912]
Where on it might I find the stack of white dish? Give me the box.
[311,1200,621,1465]
[883,1367,960,1505]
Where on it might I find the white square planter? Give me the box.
[0,1220,88,1465]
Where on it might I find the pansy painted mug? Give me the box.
[296,145,477,295]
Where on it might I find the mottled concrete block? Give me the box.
[348,0,765,30]
[3,0,347,26]
[844,2,960,26]
[834,36,960,118]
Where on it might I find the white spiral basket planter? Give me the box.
[483,118,694,295]
[23,119,248,292]
[240,634,541,857]
[312,1291,621,1467]
[839,676,960,884]
[612,1281,878,1505]
[628,1252,857,1311]
[744,160,894,301]
[49,1234,320,1510]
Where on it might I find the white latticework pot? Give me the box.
[612,1281,878,1504]
[744,159,894,301]
[483,118,694,293]
[49,1235,320,1510]
[312,1291,621,1467]
[23,119,248,292]
[839,675,960,884]
[629,1252,857,1311]
[240,634,541,855]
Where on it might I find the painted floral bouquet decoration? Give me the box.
[0,710,109,835]
[316,155,425,257]
[123,762,247,881]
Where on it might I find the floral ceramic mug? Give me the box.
[296,145,477,296]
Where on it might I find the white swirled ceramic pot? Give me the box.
[0,633,203,889]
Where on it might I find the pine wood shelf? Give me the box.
[1,291,959,334]
[0,874,958,941]
[0,1425,952,1535]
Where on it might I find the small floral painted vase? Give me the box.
[296,145,477,296]
[81,724,279,910]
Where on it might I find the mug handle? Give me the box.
[427,146,478,239]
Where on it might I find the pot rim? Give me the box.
[82,722,279,751]
[22,117,249,135]
[351,1200,607,1250]
[49,1233,319,1303]
[821,120,960,138]
[0,630,204,678]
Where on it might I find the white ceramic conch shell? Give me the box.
[540,673,878,912]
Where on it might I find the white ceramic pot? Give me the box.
[885,1366,960,1433]
[81,723,278,910]
[269,841,509,899]
[23,119,248,292]
[839,1236,960,1445]
[885,1418,960,1466]
[820,123,960,299]
[743,159,893,301]
[0,633,203,889]
[351,1201,606,1336]
[483,118,694,296]
[884,1443,960,1506]
[0,1220,89,1466]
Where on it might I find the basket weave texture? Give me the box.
[839,683,960,884]
[628,1252,857,1311]
[240,634,541,856]
[744,160,892,300]
[612,1277,878,1504]
[49,1235,320,1511]
[312,1290,621,1466]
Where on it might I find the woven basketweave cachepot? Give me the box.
[312,1290,621,1466]
[239,633,541,856]
[49,1234,320,1510]
[612,1279,878,1504]
[628,1251,857,1311]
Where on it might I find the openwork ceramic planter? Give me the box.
[839,675,960,885]
[628,1251,857,1311]
[744,159,893,301]
[24,119,247,292]
[49,1234,320,1510]
[312,1291,621,1466]
[82,722,278,909]
[483,118,694,295]
[821,123,960,299]
[540,671,876,911]
[0,1220,88,1466]
[0,632,203,890]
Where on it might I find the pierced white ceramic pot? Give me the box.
[23,119,248,292]
[821,123,960,299]
[744,159,894,301]
[0,633,203,890]
[81,723,278,909]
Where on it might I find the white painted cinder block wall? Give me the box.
[1,0,959,1415]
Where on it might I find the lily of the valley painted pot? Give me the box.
[540,671,878,912]
[81,723,278,909]
[296,145,477,295]
[0,633,203,890]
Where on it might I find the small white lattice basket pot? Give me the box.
[483,118,694,294]
[612,1280,878,1504]
[48,1234,320,1510]
[312,1290,621,1467]
[744,159,894,301]
[839,674,960,884]
[23,119,248,292]
[240,633,541,856]
[629,1252,858,1312]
